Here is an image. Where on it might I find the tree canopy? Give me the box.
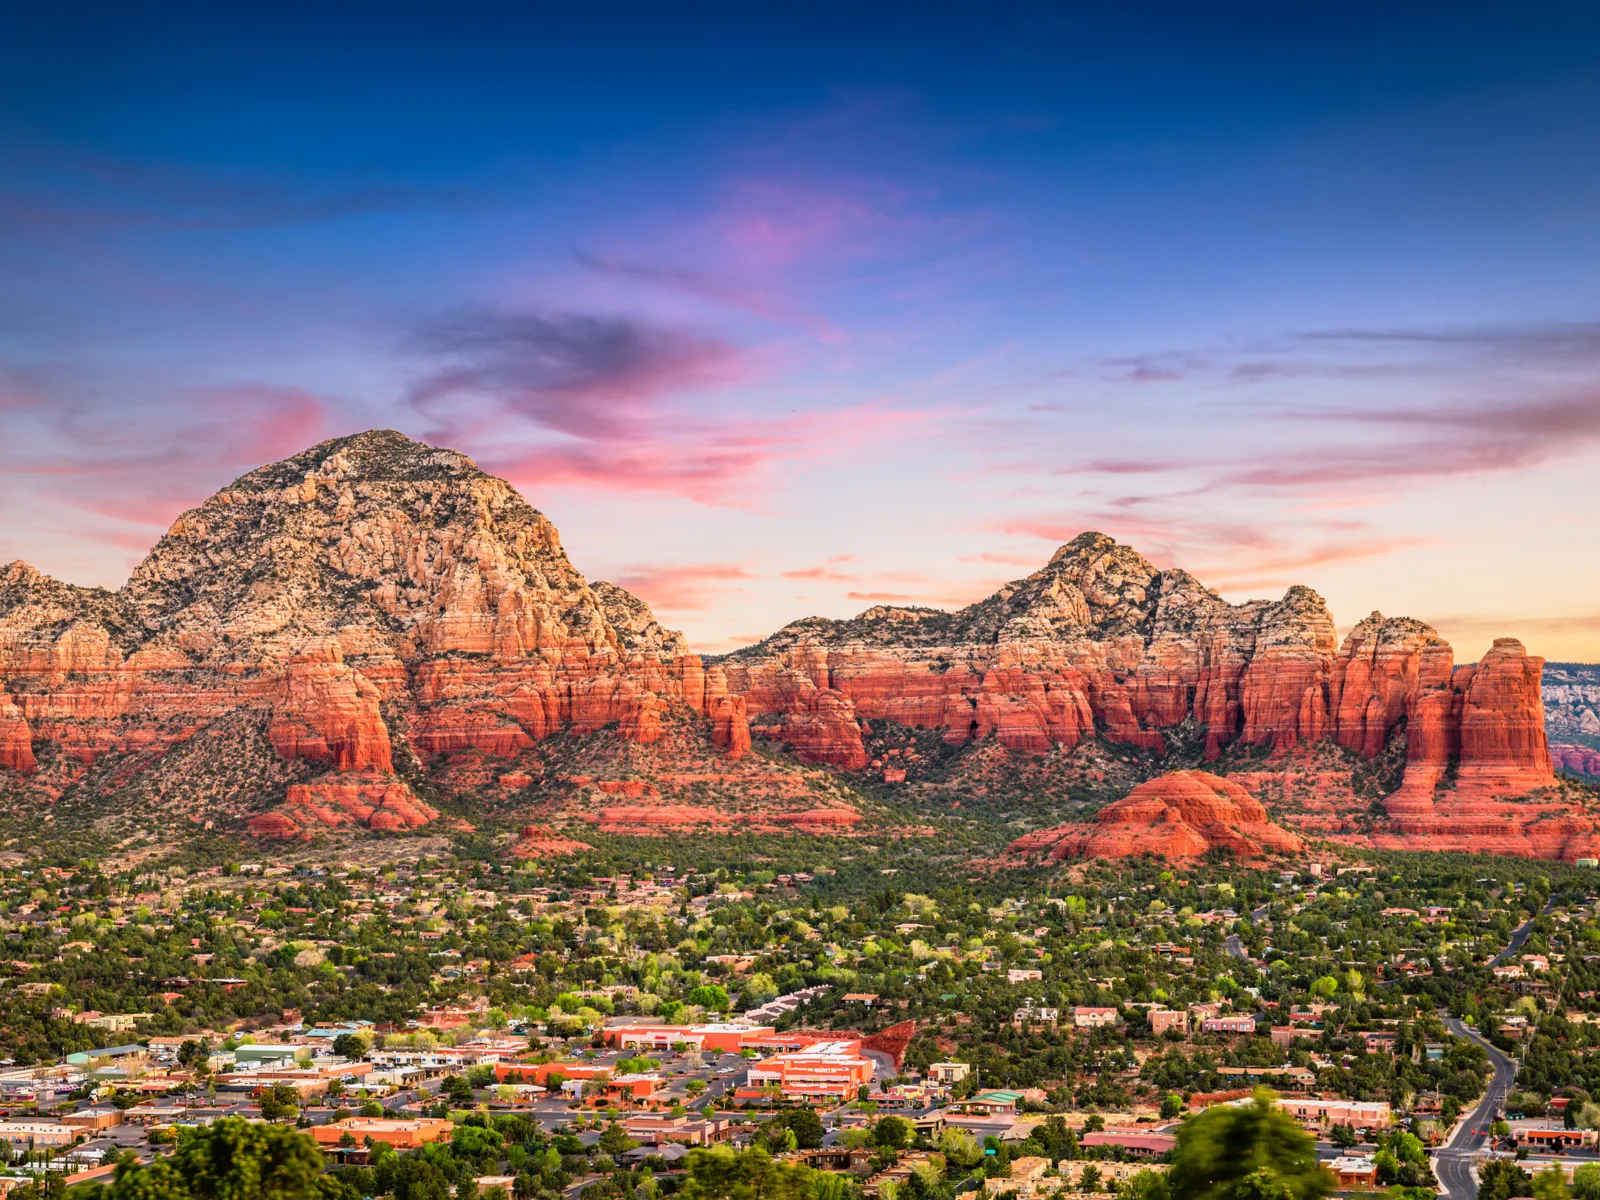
[1166,1091,1334,1200]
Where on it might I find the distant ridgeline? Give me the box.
[1547,662,1600,776]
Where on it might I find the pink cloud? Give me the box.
[408,303,925,506]
[779,555,860,582]
[991,509,1421,597]
[491,441,777,507]
[606,562,756,613]
[408,308,748,440]
[1197,537,1430,591]
[781,567,858,582]
[715,179,892,269]
[1,386,336,574]
[573,251,850,344]
[486,401,939,508]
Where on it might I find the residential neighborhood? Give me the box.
[0,848,1591,1200]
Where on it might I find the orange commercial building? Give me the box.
[607,1022,776,1054]
[746,1039,873,1101]
[493,1061,611,1085]
[604,1074,666,1102]
[311,1118,454,1150]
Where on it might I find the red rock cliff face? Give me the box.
[1553,744,1600,778]
[0,690,34,775]
[1009,770,1304,861]
[1456,639,1554,794]
[1365,637,1571,853]
[268,640,393,773]
[717,536,1555,807]
[1385,637,1554,803]
[0,432,742,833]
[0,433,1563,846]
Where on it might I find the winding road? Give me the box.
[1430,898,1550,1198]
[1491,898,1556,965]
[1224,905,1272,962]
[1434,1017,1518,1200]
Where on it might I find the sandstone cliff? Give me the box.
[718,535,1555,802]
[0,431,1574,855]
[1553,743,1600,779]
[0,431,749,837]
[1008,770,1304,861]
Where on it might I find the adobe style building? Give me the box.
[311,1118,453,1150]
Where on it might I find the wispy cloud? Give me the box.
[605,562,756,612]
[780,555,859,582]
[573,250,848,342]
[0,383,337,551]
[1428,611,1600,637]
[990,508,1422,597]
[444,333,942,506]
[407,307,745,437]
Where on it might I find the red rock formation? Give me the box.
[1456,639,1554,795]
[268,640,393,772]
[1362,796,1600,861]
[0,431,748,827]
[1390,638,1556,803]
[509,824,593,858]
[708,693,751,759]
[774,808,861,832]
[0,691,34,775]
[249,775,440,837]
[0,433,1570,852]
[1237,589,1338,752]
[1553,743,1600,778]
[1010,770,1304,862]
[246,811,304,840]
[1328,615,1448,757]
[719,543,1350,768]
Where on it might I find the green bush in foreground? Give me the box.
[1166,1091,1334,1200]
[68,1118,350,1200]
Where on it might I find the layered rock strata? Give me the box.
[0,431,748,834]
[509,824,594,858]
[1553,744,1600,779]
[0,431,1568,851]
[720,537,1555,806]
[1009,770,1304,861]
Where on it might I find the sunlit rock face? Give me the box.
[1008,770,1304,862]
[720,535,1554,797]
[0,432,1565,853]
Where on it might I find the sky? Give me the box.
[2,1,1600,658]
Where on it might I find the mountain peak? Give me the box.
[232,429,484,492]
[1047,530,1122,563]
[98,431,685,663]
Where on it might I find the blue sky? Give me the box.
[3,1,1599,656]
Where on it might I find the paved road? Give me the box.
[1434,1017,1518,1200]
[1491,898,1556,966]
[1428,899,1551,1199]
[1224,906,1270,961]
